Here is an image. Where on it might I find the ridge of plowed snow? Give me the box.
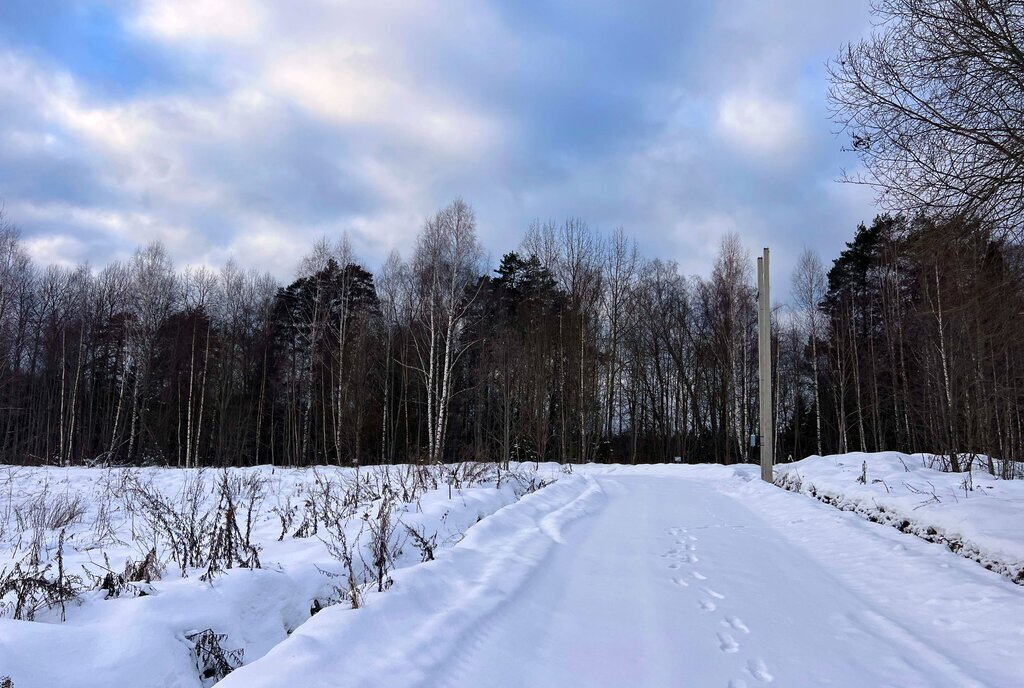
[775,452,1024,584]
[217,473,604,688]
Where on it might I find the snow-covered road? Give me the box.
[223,468,1024,688]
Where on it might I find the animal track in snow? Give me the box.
[717,632,740,653]
[723,616,750,633]
[745,659,773,683]
[699,599,717,612]
[691,571,707,580]
[670,576,690,588]
[703,587,725,600]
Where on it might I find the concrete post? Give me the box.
[758,248,773,483]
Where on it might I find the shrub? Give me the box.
[186,629,243,683]
[0,530,81,621]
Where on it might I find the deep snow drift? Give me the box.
[2,456,1023,688]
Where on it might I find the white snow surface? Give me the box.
[0,463,553,687]
[3,458,1024,687]
[776,451,1024,584]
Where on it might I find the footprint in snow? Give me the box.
[699,599,717,612]
[717,632,740,653]
[691,571,707,580]
[703,587,725,599]
[671,577,690,588]
[745,659,773,683]
[667,562,681,569]
[723,616,750,634]
[686,554,700,563]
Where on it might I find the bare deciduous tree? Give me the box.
[791,248,827,456]
[829,0,1024,238]
[408,199,484,464]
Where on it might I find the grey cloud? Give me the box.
[0,0,877,295]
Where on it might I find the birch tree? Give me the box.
[791,248,827,455]
[409,199,484,464]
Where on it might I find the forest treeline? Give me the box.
[0,202,1021,471]
[2,0,1023,470]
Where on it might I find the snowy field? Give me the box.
[2,456,1024,687]
[0,462,555,687]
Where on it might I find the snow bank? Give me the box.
[218,472,603,688]
[0,462,557,688]
[775,452,1024,584]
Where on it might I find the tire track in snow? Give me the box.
[223,472,1017,688]
[218,474,606,688]
[427,478,604,688]
[434,596,517,688]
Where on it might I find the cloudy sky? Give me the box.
[0,0,876,289]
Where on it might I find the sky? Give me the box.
[0,0,877,292]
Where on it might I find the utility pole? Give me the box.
[757,248,773,482]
